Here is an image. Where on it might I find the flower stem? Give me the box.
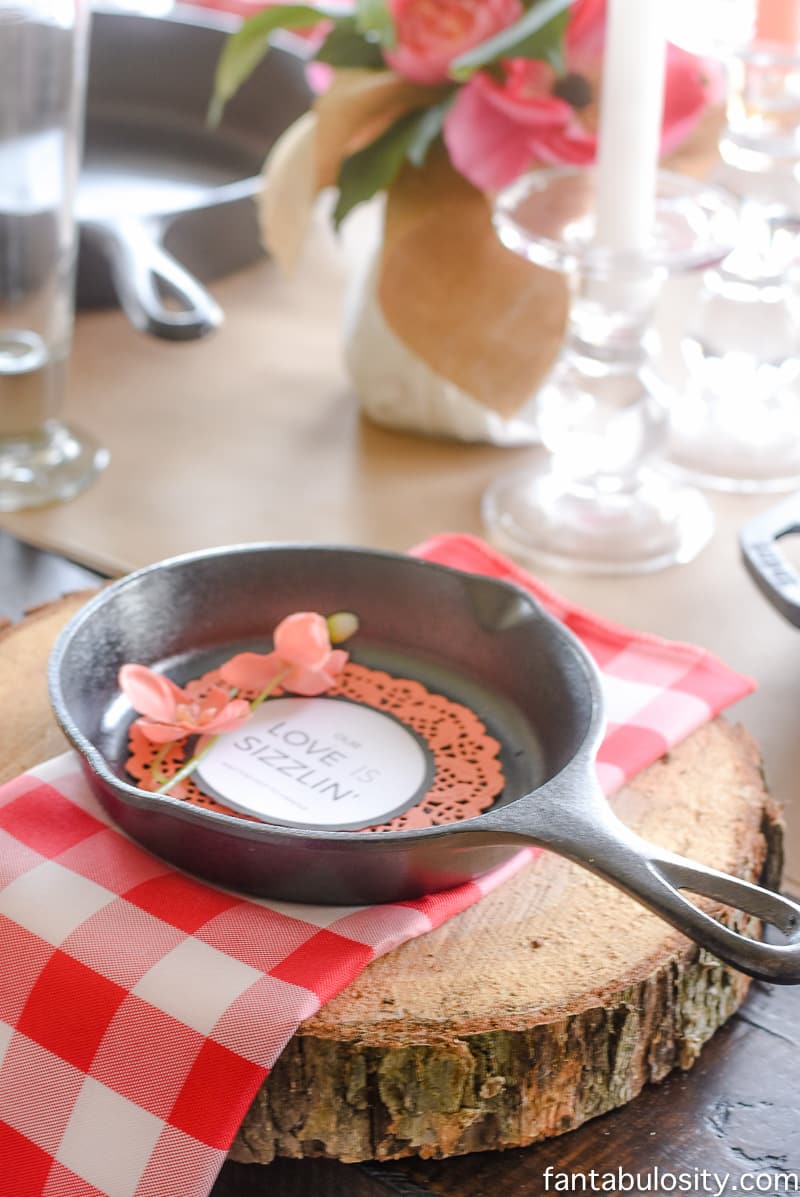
[155,735,219,795]
[251,668,288,712]
[154,669,288,797]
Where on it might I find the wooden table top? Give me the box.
[2,213,800,1185]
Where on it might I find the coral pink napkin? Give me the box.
[0,535,753,1197]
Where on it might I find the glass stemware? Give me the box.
[482,167,736,574]
[0,0,107,512]
[668,40,800,491]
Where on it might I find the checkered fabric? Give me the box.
[0,536,754,1197]
[417,534,755,796]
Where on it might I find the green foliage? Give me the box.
[315,18,386,67]
[449,0,572,81]
[355,0,396,47]
[210,3,341,124]
[405,96,455,169]
[333,107,434,227]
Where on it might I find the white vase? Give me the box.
[342,252,539,447]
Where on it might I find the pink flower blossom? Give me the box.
[119,664,252,744]
[443,0,715,192]
[385,0,523,85]
[221,612,349,697]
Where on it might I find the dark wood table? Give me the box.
[3,530,798,1196]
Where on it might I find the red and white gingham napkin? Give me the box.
[0,535,754,1197]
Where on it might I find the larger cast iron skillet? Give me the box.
[77,6,310,339]
[49,544,800,983]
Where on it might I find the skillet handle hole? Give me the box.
[675,886,797,946]
[655,858,800,944]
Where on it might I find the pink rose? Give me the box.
[385,0,523,85]
[444,59,595,192]
[443,0,716,192]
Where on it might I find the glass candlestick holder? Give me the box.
[668,42,800,492]
[482,167,736,574]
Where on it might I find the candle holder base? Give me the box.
[668,384,800,493]
[484,166,735,575]
[0,420,109,512]
[483,461,714,575]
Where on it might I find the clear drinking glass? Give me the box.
[0,0,107,511]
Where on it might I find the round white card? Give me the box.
[195,697,433,829]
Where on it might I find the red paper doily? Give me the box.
[124,662,505,832]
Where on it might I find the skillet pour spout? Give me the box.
[48,542,800,985]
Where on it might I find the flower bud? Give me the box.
[327,611,360,644]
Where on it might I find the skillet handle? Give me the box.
[740,492,800,627]
[493,781,800,983]
[84,217,223,341]
[606,839,800,984]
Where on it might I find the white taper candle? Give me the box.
[594,0,668,251]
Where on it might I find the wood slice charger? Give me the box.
[0,594,793,1191]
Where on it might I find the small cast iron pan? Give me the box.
[48,544,800,983]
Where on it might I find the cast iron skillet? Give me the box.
[48,544,800,983]
[77,6,310,340]
[740,492,800,627]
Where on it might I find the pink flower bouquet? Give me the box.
[213,0,720,439]
[214,0,715,230]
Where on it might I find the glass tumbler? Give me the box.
[0,0,107,511]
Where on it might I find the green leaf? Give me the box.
[333,108,427,228]
[314,17,386,68]
[505,5,570,62]
[405,95,455,168]
[355,0,396,48]
[449,0,572,81]
[210,4,342,125]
